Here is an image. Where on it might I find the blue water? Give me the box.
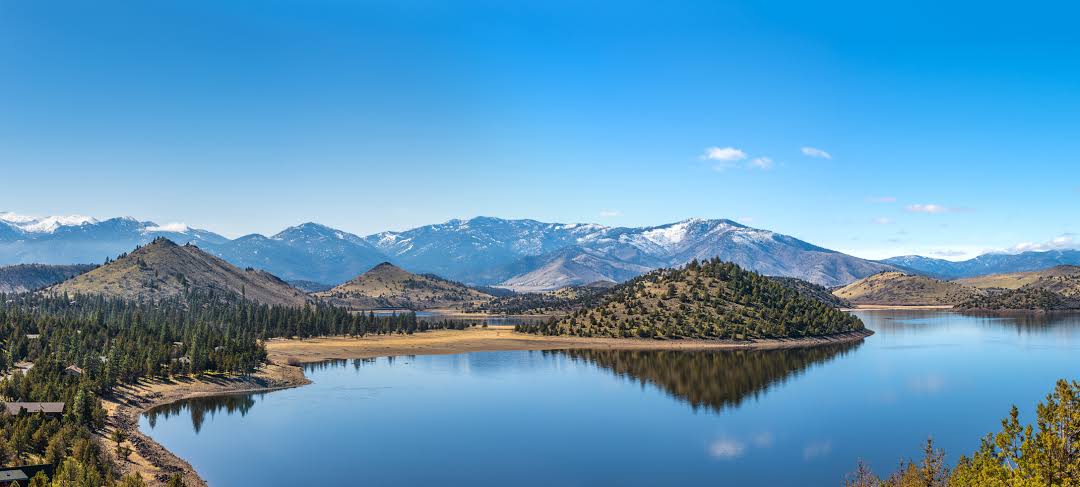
[141,310,1080,486]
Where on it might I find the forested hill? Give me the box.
[518,259,864,339]
[48,237,309,307]
[0,263,96,293]
[315,262,494,310]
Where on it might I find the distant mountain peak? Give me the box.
[0,212,99,233]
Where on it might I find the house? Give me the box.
[0,468,27,487]
[64,365,84,377]
[2,402,65,418]
[0,465,52,486]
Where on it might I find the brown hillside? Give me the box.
[315,262,494,310]
[956,265,1080,290]
[49,238,308,307]
[833,271,982,306]
[956,266,1080,310]
[0,263,96,293]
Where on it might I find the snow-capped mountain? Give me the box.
[201,223,387,284]
[0,212,227,266]
[366,217,609,284]
[881,250,1080,279]
[0,213,897,289]
[368,217,896,289]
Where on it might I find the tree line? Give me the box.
[0,289,475,485]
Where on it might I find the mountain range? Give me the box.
[1,213,899,289]
[9,211,1080,291]
[881,250,1080,279]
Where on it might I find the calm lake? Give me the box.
[141,310,1080,486]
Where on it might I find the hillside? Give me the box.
[957,266,1080,310]
[518,259,865,339]
[769,276,851,308]
[832,272,982,306]
[49,238,309,307]
[0,263,96,293]
[955,265,1080,290]
[466,281,616,315]
[315,262,494,310]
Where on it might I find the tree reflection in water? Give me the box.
[145,393,265,433]
[555,341,862,413]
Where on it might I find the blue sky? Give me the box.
[2,1,1078,260]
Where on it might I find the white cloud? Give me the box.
[749,157,774,170]
[801,147,832,159]
[906,204,972,214]
[1011,234,1076,252]
[145,222,191,233]
[868,196,897,203]
[598,210,622,218]
[702,146,747,161]
[708,439,745,459]
[874,217,894,225]
[836,244,990,261]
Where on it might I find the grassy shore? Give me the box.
[111,326,872,486]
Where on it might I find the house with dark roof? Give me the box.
[0,464,52,486]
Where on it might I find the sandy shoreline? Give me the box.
[845,304,955,311]
[111,327,873,486]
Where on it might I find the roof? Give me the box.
[0,469,28,481]
[3,402,65,415]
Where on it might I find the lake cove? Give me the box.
[140,310,1080,486]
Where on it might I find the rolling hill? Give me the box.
[518,259,866,339]
[48,238,309,307]
[956,266,1080,310]
[314,262,494,310]
[0,263,97,293]
[832,272,983,306]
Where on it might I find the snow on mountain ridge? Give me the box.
[0,212,100,233]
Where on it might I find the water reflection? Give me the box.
[861,309,1080,345]
[556,341,862,413]
[146,393,266,433]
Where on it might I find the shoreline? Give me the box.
[111,327,873,486]
[844,304,955,310]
